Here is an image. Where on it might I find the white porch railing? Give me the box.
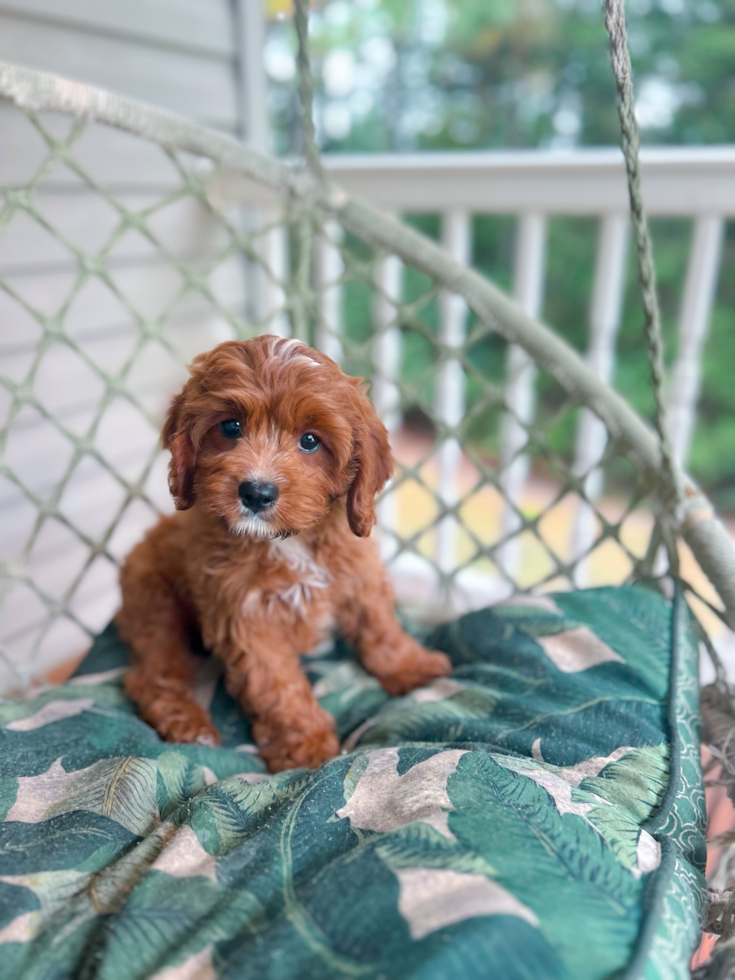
[219,146,732,608]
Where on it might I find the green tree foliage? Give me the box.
[265,0,735,506]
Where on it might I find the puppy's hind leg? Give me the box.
[117,568,220,746]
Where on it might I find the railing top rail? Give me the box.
[316,146,735,217]
[323,145,735,173]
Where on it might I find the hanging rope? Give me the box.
[293,0,323,180]
[603,0,682,537]
[290,0,322,343]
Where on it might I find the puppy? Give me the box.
[117,336,451,772]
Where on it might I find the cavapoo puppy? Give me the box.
[117,336,451,771]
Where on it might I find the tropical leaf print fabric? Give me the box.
[0,586,705,979]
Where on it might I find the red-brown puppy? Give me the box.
[117,336,451,772]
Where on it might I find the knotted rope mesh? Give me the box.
[0,96,676,693]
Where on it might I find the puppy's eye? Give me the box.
[299,432,321,453]
[220,420,242,439]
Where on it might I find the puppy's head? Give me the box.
[163,336,392,538]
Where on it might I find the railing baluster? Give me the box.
[315,221,344,363]
[498,212,547,583]
[436,210,471,579]
[572,213,629,585]
[372,243,403,560]
[669,215,725,466]
[261,210,290,337]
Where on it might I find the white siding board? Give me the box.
[0,313,243,511]
[2,406,158,506]
[1,261,248,347]
[0,189,234,271]
[0,582,52,644]
[0,0,234,58]
[0,17,238,128]
[0,103,191,189]
[2,475,125,565]
[66,559,122,634]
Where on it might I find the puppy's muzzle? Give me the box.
[239,480,279,514]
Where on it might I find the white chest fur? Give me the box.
[241,537,330,619]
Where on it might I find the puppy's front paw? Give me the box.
[376,640,452,697]
[151,699,221,747]
[254,708,340,773]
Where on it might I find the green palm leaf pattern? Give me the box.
[0,587,705,979]
[45,756,159,836]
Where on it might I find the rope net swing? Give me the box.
[0,2,735,953]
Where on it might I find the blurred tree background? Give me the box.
[263,0,735,508]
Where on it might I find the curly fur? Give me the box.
[117,336,451,772]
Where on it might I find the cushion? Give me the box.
[0,586,706,979]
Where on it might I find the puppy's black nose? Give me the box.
[238,480,279,513]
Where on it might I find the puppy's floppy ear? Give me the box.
[162,390,196,510]
[346,395,393,537]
